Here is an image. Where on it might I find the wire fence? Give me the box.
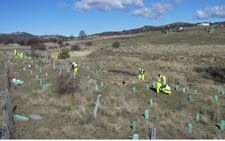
[1,52,15,139]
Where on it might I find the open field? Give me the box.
[0,30,225,139]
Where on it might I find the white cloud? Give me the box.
[196,5,225,19]
[174,0,183,4]
[132,3,171,19]
[74,0,144,11]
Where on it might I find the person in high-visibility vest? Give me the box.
[162,85,171,95]
[14,49,17,55]
[162,75,166,86]
[20,53,23,59]
[138,68,145,80]
[156,74,162,93]
[72,62,78,76]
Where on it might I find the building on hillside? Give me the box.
[200,22,210,26]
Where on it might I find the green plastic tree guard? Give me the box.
[221,120,225,130]
[176,85,179,91]
[153,82,156,88]
[99,69,101,73]
[78,64,80,67]
[221,90,224,95]
[215,95,218,102]
[23,67,26,71]
[189,95,192,102]
[187,87,189,92]
[133,134,139,140]
[195,90,197,94]
[96,85,98,90]
[96,70,99,74]
[146,84,149,90]
[36,74,39,80]
[30,71,33,76]
[183,88,186,93]
[14,114,29,120]
[133,87,136,93]
[132,121,136,131]
[87,66,88,70]
[36,64,38,68]
[150,99,152,106]
[40,68,42,73]
[196,114,200,121]
[88,75,90,79]
[100,82,103,87]
[188,124,192,134]
[144,110,149,119]
[40,80,43,86]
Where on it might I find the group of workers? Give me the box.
[138,68,171,95]
[13,49,32,60]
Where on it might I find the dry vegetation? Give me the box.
[1,28,225,139]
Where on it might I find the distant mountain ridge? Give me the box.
[0,32,68,44]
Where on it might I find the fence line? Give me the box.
[1,51,15,139]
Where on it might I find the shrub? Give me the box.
[71,44,80,51]
[112,41,120,48]
[86,41,93,46]
[31,43,46,50]
[56,74,80,95]
[57,40,63,45]
[26,38,40,46]
[30,49,42,58]
[17,40,25,46]
[65,43,70,46]
[58,48,70,59]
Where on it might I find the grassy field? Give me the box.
[1,29,225,139]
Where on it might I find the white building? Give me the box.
[201,22,210,26]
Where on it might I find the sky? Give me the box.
[0,0,225,36]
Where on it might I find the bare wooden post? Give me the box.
[149,128,156,139]
[94,94,101,119]
[59,64,62,76]
[53,60,56,71]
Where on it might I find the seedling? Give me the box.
[195,90,197,94]
[144,110,149,119]
[150,99,152,106]
[146,84,149,90]
[188,124,192,134]
[176,85,179,91]
[100,82,103,87]
[153,82,156,88]
[183,88,186,93]
[132,121,136,131]
[133,134,139,140]
[196,114,200,121]
[215,95,218,102]
[133,87,136,93]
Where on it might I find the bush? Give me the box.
[86,41,93,46]
[57,40,63,45]
[112,41,120,48]
[31,43,46,50]
[56,74,80,95]
[17,40,25,46]
[65,43,70,46]
[58,48,70,59]
[71,44,80,51]
[30,49,42,58]
[26,38,40,46]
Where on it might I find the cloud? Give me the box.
[74,0,144,11]
[132,3,171,19]
[196,5,225,19]
[174,0,183,4]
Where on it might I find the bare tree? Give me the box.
[79,30,86,39]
